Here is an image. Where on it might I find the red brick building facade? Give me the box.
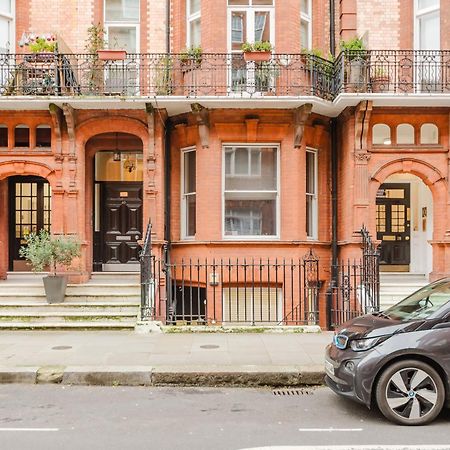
[0,0,448,325]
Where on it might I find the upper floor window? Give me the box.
[224,145,278,238]
[104,0,139,52]
[0,0,14,52]
[187,0,201,47]
[420,123,439,144]
[372,124,391,145]
[36,125,51,147]
[415,0,440,50]
[14,124,29,148]
[181,148,196,238]
[228,0,274,52]
[0,124,7,147]
[300,0,312,50]
[396,124,415,145]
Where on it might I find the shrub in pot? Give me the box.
[340,37,368,92]
[19,230,81,303]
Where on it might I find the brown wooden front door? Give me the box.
[100,182,142,270]
[376,183,411,268]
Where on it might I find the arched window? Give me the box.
[0,124,7,147]
[372,124,391,145]
[420,123,439,144]
[36,125,52,147]
[14,125,30,148]
[396,123,415,145]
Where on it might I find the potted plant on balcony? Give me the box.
[371,67,390,93]
[179,46,203,72]
[340,37,368,92]
[19,230,81,304]
[87,24,126,61]
[242,41,273,62]
[20,33,57,62]
[154,55,173,95]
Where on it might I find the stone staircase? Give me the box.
[380,273,428,310]
[0,273,140,330]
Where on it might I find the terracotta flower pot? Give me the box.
[97,49,127,61]
[243,51,271,62]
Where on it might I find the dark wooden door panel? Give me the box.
[376,183,410,266]
[101,182,142,266]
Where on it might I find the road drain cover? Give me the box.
[273,389,313,396]
[200,345,220,349]
[51,346,72,350]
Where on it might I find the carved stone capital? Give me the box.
[354,151,371,163]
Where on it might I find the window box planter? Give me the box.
[97,49,127,61]
[243,51,271,62]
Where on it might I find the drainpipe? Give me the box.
[164,118,173,321]
[166,0,171,53]
[329,0,336,57]
[327,0,338,329]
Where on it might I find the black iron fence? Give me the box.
[0,52,334,99]
[0,50,448,99]
[327,226,380,328]
[140,248,321,326]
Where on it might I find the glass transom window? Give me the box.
[105,0,139,22]
[224,145,278,238]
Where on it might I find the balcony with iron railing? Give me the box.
[0,50,448,102]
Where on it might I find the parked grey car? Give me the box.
[325,278,450,425]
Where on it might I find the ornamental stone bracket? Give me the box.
[145,103,157,190]
[354,100,372,152]
[62,103,77,155]
[49,103,63,154]
[293,103,313,148]
[191,103,210,148]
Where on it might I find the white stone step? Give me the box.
[0,304,139,314]
[0,311,137,320]
[0,322,135,330]
[0,294,141,303]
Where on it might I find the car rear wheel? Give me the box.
[375,359,445,426]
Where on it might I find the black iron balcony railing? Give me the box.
[0,50,448,100]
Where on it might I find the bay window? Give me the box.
[182,148,196,238]
[104,0,139,52]
[224,145,278,238]
[0,0,13,52]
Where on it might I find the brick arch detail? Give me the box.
[0,160,56,187]
[371,158,445,188]
[76,116,148,146]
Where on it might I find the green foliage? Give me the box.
[241,41,273,52]
[340,37,366,52]
[179,46,203,64]
[28,37,56,53]
[19,230,81,275]
[154,55,173,94]
[85,23,106,53]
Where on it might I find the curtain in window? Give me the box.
[254,13,266,41]
[232,14,244,43]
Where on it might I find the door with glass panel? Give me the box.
[104,0,140,94]
[9,176,51,271]
[415,0,440,92]
[94,151,143,271]
[376,183,411,269]
[228,0,274,93]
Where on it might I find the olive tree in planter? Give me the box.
[19,230,81,303]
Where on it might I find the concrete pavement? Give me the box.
[0,330,332,386]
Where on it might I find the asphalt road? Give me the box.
[0,385,449,450]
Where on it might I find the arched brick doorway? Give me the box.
[86,132,144,272]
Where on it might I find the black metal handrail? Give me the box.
[139,221,154,321]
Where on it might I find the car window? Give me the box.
[383,279,450,321]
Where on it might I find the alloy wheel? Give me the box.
[376,360,445,425]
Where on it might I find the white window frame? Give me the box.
[225,147,262,177]
[0,0,14,52]
[414,0,440,50]
[104,0,140,53]
[222,143,280,240]
[300,0,312,50]
[227,3,275,53]
[187,0,201,47]
[306,148,318,240]
[181,147,196,239]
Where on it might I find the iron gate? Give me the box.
[327,226,380,328]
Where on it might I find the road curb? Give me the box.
[0,366,326,387]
